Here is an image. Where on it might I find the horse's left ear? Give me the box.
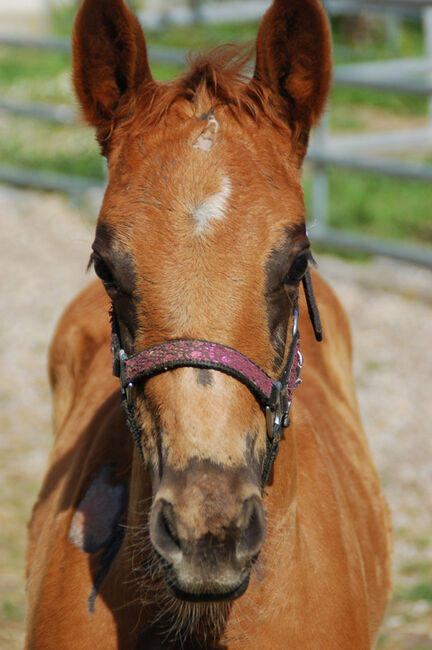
[72,0,154,149]
[253,0,331,155]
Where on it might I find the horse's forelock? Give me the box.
[134,44,289,133]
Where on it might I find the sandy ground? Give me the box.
[0,186,431,649]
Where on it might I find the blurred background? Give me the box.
[0,1,431,648]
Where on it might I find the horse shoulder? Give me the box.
[292,271,392,645]
[26,281,136,648]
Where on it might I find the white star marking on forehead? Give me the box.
[192,176,232,236]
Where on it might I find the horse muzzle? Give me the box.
[149,467,266,602]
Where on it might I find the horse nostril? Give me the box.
[150,500,182,561]
[236,497,266,563]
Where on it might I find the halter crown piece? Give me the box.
[111,270,322,490]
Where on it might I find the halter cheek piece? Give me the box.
[111,270,322,490]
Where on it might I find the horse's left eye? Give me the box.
[284,254,309,284]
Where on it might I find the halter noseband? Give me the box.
[111,270,321,490]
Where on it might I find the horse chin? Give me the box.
[165,571,251,603]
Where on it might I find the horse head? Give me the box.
[72,0,331,605]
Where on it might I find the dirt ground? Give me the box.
[0,186,431,649]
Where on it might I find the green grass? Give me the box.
[331,87,428,119]
[147,21,257,50]
[0,46,182,103]
[396,581,432,602]
[0,114,104,179]
[332,17,424,59]
[304,167,432,245]
[0,47,72,103]
[401,561,432,576]
[0,47,69,86]
[2,601,24,624]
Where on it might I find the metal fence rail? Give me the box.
[1,0,431,268]
[0,165,104,194]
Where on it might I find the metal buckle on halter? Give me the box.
[266,381,284,442]
[117,349,136,409]
[265,304,302,441]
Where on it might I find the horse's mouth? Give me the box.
[165,572,251,603]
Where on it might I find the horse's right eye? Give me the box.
[92,254,116,288]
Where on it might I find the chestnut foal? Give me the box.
[26,0,391,648]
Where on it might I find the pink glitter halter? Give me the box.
[120,338,301,410]
[112,310,302,488]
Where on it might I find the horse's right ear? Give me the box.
[72,0,153,148]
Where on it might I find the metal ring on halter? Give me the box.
[297,350,303,369]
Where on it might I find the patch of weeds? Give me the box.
[2,601,24,623]
[414,536,432,551]
[49,0,79,36]
[327,170,432,245]
[331,86,427,117]
[404,582,432,602]
[329,104,365,132]
[303,166,432,247]
[375,632,388,649]
[401,561,432,577]
[365,360,382,372]
[146,21,258,51]
[395,526,412,539]
[0,114,103,180]
[0,46,181,104]
[0,47,70,89]
[332,16,423,62]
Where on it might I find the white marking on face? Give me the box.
[193,116,219,152]
[192,176,232,236]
